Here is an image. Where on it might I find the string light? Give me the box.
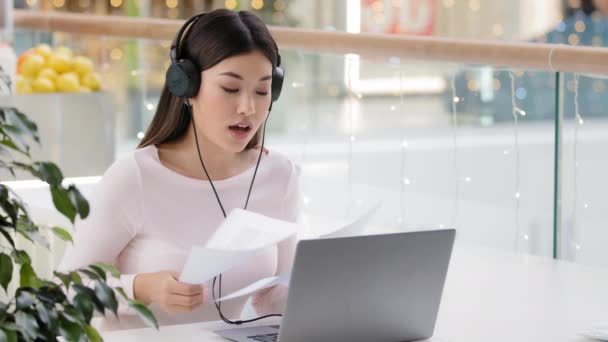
[146,103,154,111]
[110,48,123,60]
[492,24,504,37]
[110,0,123,7]
[468,0,480,11]
[52,0,65,7]
[442,0,454,8]
[137,132,144,139]
[225,0,237,10]
[450,74,460,228]
[509,72,523,250]
[251,0,264,10]
[568,33,580,45]
[166,0,178,9]
[571,74,584,255]
[303,196,311,205]
[26,0,37,6]
[273,0,286,11]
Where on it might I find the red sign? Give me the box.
[361,0,436,36]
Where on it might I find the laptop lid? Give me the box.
[278,229,455,342]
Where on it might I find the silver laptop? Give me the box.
[215,229,455,342]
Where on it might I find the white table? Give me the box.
[102,241,608,341]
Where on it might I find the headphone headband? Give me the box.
[170,13,206,63]
[166,12,284,101]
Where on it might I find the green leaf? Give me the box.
[15,288,36,310]
[37,285,66,304]
[0,328,17,342]
[72,285,104,315]
[80,270,101,281]
[58,319,82,342]
[115,287,129,300]
[6,108,39,144]
[87,265,106,282]
[19,263,41,289]
[61,306,85,326]
[51,226,73,244]
[53,271,72,289]
[0,229,14,248]
[51,187,76,224]
[94,281,118,316]
[70,272,82,285]
[129,300,158,329]
[10,250,30,265]
[36,162,63,188]
[35,302,58,331]
[73,293,94,323]
[67,186,89,219]
[84,325,102,342]
[1,125,28,155]
[94,262,121,278]
[15,311,39,341]
[0,253,12,292]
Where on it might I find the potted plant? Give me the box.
[0,106,157,341]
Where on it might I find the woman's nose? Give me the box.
[237,93,255,116]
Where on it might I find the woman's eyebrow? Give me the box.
[219,71,272,81]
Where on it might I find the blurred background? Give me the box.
[3,0,608,276]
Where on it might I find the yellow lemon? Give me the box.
[54,46,73,58]
[72,56,94,76]
[35,44,53,61]
[78,85,91,93]
[81,72,101,91]
[37,67,58,82]
[32,77,56,93]
[56,72,80,92]
[16,75,32,94]
[20,53,46,78]
[48,53,72,73]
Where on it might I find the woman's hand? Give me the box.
[134,271,207,314]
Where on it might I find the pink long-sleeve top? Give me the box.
[58,145,300,331]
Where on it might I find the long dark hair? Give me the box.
[138,9,279,149]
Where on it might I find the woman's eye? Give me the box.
[222,87,239,93]
[256,91,269,96]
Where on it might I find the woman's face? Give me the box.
[190,49,273,153]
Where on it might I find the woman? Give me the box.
[59,9,299,331]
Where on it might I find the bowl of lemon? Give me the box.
[16,44,102,94]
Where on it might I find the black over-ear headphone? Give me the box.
[165,12,284,102]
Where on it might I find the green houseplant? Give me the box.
[0,106,157,341]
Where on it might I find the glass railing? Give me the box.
[7,16,608,270]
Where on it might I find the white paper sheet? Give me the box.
[216,272,291,302]
[205,208,298,250]
[179,246,265,284]
[180,209,298,284]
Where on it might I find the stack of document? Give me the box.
[179,201,380,301]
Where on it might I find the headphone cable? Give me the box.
[188,100,282,325]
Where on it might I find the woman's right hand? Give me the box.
[133,271,207,314]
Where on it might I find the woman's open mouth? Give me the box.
[228,123,252,141]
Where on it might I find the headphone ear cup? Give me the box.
[166,59,201,98]
[271,66,284,102]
